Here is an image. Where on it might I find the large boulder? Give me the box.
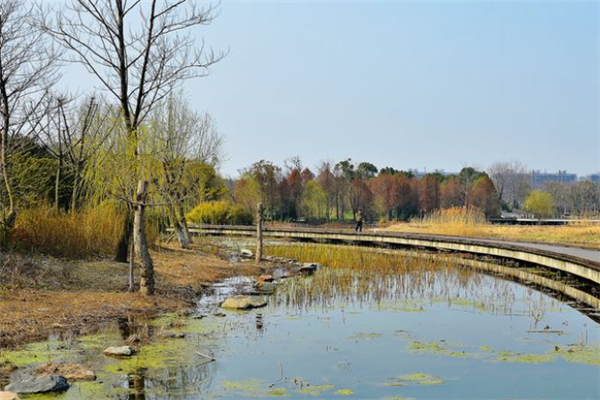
[5,376,69,394]
[0,392,20,400]
[103,346,135,357]
[221,296,267,310]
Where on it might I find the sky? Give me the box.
[61,0,600,177]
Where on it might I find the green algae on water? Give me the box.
[347,332,383,341]
[408,340,468,358]
[297,385,336,395]
[221,378,263,394]
[493,350,555,364]
[554,343,600,366]
[334,389,354,395]
[395,373,445,386]
[267,388,290,397]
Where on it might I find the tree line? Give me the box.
[231,159,501,222]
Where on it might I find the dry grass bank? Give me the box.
[384,208,600,248]
[0,241,260,347]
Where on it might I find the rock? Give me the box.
[0,392,20,400]
[5,376,69,394]
[240,249,254,258]
[221,295,267,310]
[299,263,320,275]
[160,330,186,339]
[102,346,135,357]
[256,274,274,283]
[254,282,277,294]
[36,363,95,381]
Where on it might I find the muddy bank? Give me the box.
[0,241,271,347]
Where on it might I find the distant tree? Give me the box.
[524,190,554,219]
[394,175,416,220]
[233,176,262,213]
[441,177,462,208]
[248,160,282,219]
[471,176,501,218]
[356,162,378,179]
[349,178,374,220]
[544,182,573,216]
[488,161,531,209]
[418,175,441,214]
[302,180,327,219]
[316,161,335,222]
[371,174,398,221]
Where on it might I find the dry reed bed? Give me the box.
[386,207,600,248]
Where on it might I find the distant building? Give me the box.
[530,170,577,188]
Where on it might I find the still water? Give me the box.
[2,252,599,400]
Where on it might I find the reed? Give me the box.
[13,203,125,259]
[265,242,548,315]
[387,207,600,248]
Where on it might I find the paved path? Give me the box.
[410,235,600,264]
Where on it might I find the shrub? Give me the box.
[186,201,253,225]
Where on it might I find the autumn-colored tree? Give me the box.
[371,174,398,221]
[349,178,374,219]
[441,177,462,208]
[471,176,501,218]
[394,175,417,220]
[418,174,441,213]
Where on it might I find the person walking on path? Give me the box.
[355,209,363,232]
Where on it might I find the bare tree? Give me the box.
[43,0,224,294]
[0,0,61,229]
[488,161,531,209]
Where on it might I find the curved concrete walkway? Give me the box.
[406,235,600,265]
[189,225,600,286]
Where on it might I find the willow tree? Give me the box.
[149,94,224,248]
[0,0,60,231]
[43,0,224,295]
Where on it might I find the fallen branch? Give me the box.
[195,350,215,361]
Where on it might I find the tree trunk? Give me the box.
[168,204,190,249]
[256,202,264,264]
[134,180,154,296]
[0,104,16,228]
[176,198,193,245]
[115,210,132,263]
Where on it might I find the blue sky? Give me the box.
[63,1,600,176]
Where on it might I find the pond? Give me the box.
[1,242,599,400]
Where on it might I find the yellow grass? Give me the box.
[386,207,600,248]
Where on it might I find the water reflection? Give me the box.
[1,251,599,400]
